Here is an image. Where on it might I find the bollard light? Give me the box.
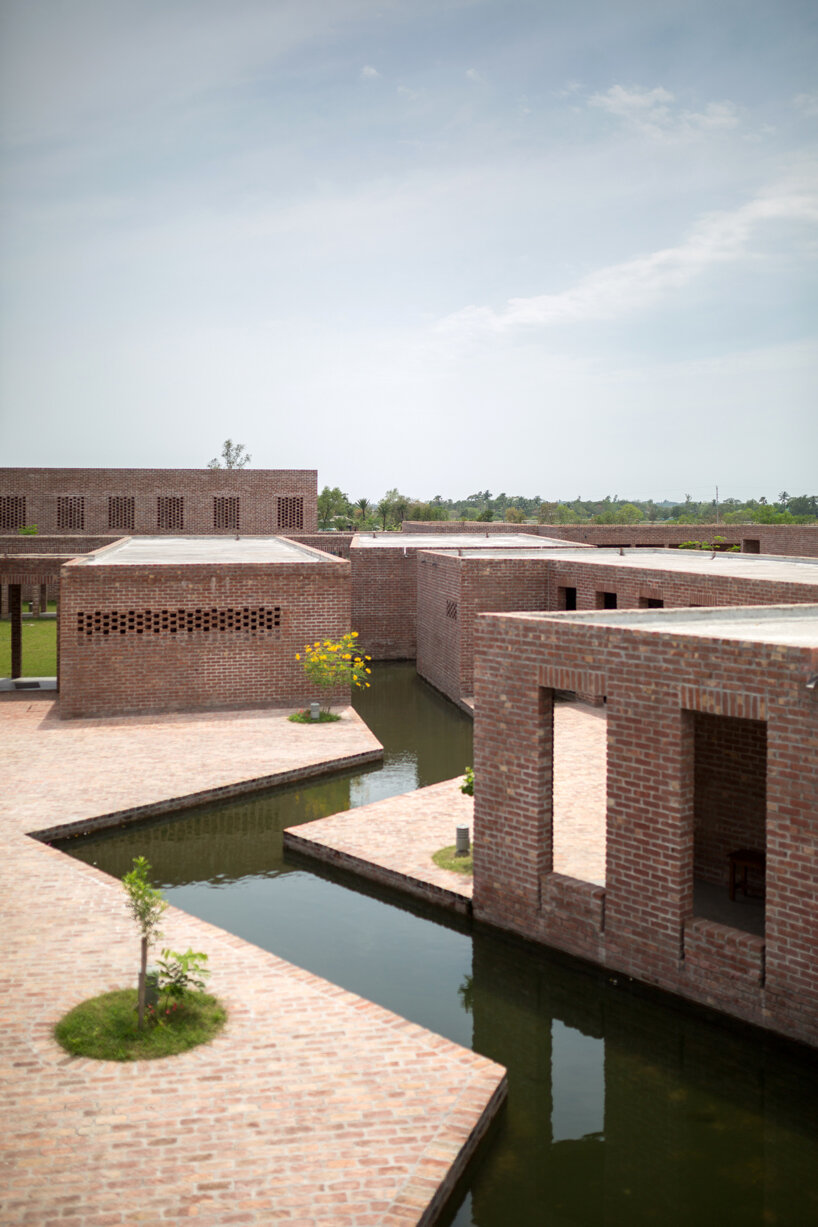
[310,701,320,721]
[455,824,471,857]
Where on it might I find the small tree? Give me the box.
[207,439,251,469]
[296,632,372,711]
[123,857,167,1029]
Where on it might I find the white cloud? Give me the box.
[794,92,818,117]
[436,174,818,338]
[360,64,381,80]
[465,68,486,84]
[588,85,739,140]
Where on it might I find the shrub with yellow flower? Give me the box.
[296,631,372,712]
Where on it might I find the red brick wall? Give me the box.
[544,557,818,611]
[418,552,818,705]
[350,545,419,658]
[59,553,350,717]
[0,469,318,535]
[404,521,818,557]
[472,609,818,1047]
[290,533,355,560]
[416,553,463,700]
[417,553,551,700]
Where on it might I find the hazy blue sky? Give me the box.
[1,0,815,502]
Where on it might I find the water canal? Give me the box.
[60,664,818,1226]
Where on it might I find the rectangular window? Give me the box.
[57,496,85,530]
[0,495,26,530]
[639,596,664,608]
[276,495,304,530]
[214,496,240,531]
[596,591,618,610]
[157,496,184,531]
[108,496,135,532]
[558,586,577,611]
[446,599,458,620]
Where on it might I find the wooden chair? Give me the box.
[728,848,766,901]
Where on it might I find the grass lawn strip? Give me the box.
[54,989,226,1061]
[0,617,57,676]
[432,845,474,875]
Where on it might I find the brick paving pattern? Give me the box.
[286,702,607,907]
[1,698,506,1226]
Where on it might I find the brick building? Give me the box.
[350,533,589,660]
[0,468,318,536]
[58,536,349,718]
[472,604,818,1048]
[403,520,818,556]
[417,549,818,706]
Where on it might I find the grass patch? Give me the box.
[0,617,57,676]
[432,845,474,875]
[288,709,341,723]
[54,989,227,1061]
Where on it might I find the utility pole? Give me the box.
[715,485,719,523]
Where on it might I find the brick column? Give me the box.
[9,584,22,678]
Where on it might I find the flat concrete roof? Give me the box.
[352,532,572,550]
[533,603,818,647]
[523,548,818,584]
[77,535,331,565]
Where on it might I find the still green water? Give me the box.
[60,664,818,1227]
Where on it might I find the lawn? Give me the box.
[0,617,58,677]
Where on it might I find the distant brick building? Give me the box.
[0,468,318,536]
[403,520,818,556]
[58,536,349,717]
[472,604,818,1049]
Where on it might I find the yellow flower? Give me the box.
[352,631,359,637]
[365,668,371,674]
[314,641,320,648]
[295,653,301,661]
[365,682,370,688]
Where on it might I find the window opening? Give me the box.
[277,496,304,530]
[214,496,240,531]
[0,495,26,530]
[108,496,135,532]
[157,497,184,531]
[57,496,85,530]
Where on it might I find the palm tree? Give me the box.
[356,497,371,521]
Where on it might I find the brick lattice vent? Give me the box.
[76,606,282,638]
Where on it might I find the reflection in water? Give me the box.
[59,664,818,1227]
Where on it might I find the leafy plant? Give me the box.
[18,524,38,535]
[295,632,372,712]
[157,948,210,1005]
[122,857,167,1029]
[460,766,474,796]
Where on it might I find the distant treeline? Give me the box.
[317,487,818,531]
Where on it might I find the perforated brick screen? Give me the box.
[107,496,135,532]
[213,496,240,531]
[57,496,85,530]
[157,496,184,530]
[76,606,282,639]
[277,496,304,530]
[0,495,26,530]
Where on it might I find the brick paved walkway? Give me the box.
[1,698,506,1226]
[285,702,607,908]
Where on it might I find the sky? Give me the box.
[0,0,816,504]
